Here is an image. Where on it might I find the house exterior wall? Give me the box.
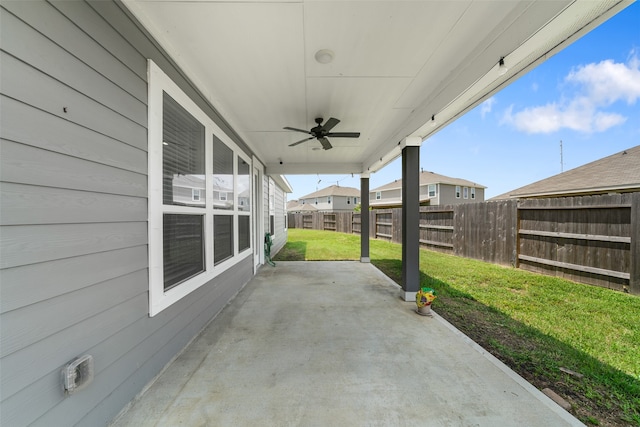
[438,184,458,205]
[272,178,288,254]
[370,188,402,204]
[299,195,358,212]
[0,1,286,425]
[420,184,439,205]
[371,184,485,207]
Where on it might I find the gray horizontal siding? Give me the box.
[1,2,147,126]
[49,0,147,82]
[272,185,287,253]
[0,183,147,226]
[0,1,258,426]
[0,221,147,269]
[1,269,148,359]
[0,51,146,150]
[0,246,148,313]
[0,140,147,197]
[1,4,146,124]
[1,96,147,174]
[0,293,149,427]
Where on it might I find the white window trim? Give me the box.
[455,186,461,199]
[375,191,381,200]
[148,60,251,316]
[268,177,276,238]
[471,188,476,199]
[463,187,469,199]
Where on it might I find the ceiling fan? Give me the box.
[284,117,360,150]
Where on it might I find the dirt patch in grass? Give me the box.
[435,295,636,427]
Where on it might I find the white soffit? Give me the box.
[123,0,633,176]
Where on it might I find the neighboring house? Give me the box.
[491,145,640,200]
[0,3,291,426]
[287,199,318,213]
[289,185,361,213]
[370,171,486,208]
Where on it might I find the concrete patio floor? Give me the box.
[111,261,584,426]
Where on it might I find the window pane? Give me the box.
[163,214,204,290]
[238,215,250,252]
[162,92,205,207]
[214,215,234,264]
[238,157,250,212]
[212,136,234,210]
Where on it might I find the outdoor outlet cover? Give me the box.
[63,354,94,395]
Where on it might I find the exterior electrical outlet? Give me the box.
[63,355,94,395]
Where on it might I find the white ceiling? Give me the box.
[123,0,631,176]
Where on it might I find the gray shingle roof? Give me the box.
[299,185,360,199]
[491,145,640,199]
[371,171,486,192]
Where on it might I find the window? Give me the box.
[269,178,275,236]
[471,188,476,199]
[238,216,250,252]
[327,196,331,204]
[163,214,204,290]
[455,186,461,199]
[354,197,358,204]
[428,184,436,198]
[161,92,205,291]
[375,191,381,200]
[347,197,351,204]
[238,157,250,212]
[463,187,469,199]
[148,60,252,316]
[315,198,318,204]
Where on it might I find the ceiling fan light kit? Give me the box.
[284,117,360,150]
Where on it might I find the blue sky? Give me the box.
[286,2,640,201]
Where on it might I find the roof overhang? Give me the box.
[123,0,633,177]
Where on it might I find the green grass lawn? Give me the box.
[275,228,640,426]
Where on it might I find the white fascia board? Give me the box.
[271,175,294,193]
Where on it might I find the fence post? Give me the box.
[630,192,640,295]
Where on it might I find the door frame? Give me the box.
[252,157,265,273]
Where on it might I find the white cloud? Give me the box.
[480,97,496,118]
[503,54,640,134]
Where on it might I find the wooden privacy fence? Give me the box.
[288,192,640,295]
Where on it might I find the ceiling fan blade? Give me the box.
[326,132,360,138]
[322,117,340,132]
[319,137,332,150]
[289,136,315,147]
[283,126,312,134]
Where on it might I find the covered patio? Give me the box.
[111,262,583,426]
